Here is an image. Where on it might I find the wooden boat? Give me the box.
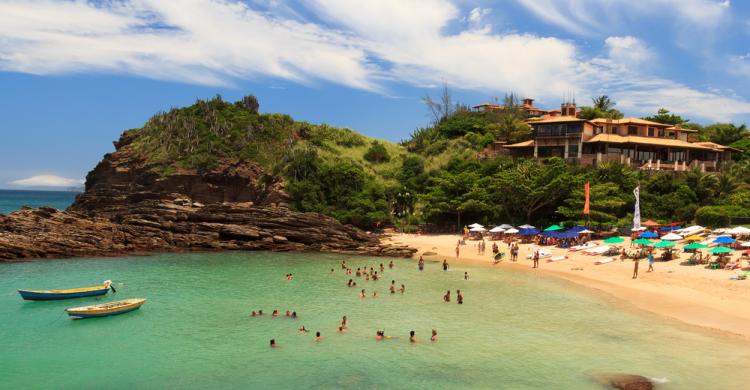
[18,280,112,301]
[66,298,146,319]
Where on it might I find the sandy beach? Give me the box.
[385,233,750,340]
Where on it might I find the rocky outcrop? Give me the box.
[0,131,417,261]
[593,374,655,390]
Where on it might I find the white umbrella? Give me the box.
[742,241,750,248]
[504,228,519,234]
[469,226,487,232]
[489,226,505,233]
[577,229,594,234]
[631,226,647,231]
[498,224,513,229]
[518,224,535,229]
[713,228,727,234]
[468,223,484,229]
[727,226,750,235]
[661,233,683,241]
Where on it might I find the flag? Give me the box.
[633,185,641,230]
[583,182,590,215]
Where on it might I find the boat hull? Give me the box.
[66,298,146,319]
[18,287,109,301]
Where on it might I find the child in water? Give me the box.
[272,310,279,317]
[299,325,308,333]
[270,339,278,348]
[314,332,322,342]
[409,330,416,343]
[431,329,438,342]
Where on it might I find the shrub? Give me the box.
[364,141,390,163]
[694,205,749,227]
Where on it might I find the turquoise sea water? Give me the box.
[0,189,78,214]
[1,252,749,389]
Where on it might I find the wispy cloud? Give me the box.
[0,0,747,122]
[9,175,84,188]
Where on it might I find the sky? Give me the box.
[1,0,750,189]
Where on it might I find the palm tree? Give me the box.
[592,95,615,112]
[685,167,718,204]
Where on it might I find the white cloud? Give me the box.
[0,0,747,122]
[9,175,84,188]
[516,0,731,36]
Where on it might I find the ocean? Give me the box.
[1,251,749,389]
[0,189,78,214]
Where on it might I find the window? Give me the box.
[568,144,579,157]
[647,127,655,137]
[658,128,665,137]
[628,126,637,135]
[611,126,619,134]
[595,126,603,134]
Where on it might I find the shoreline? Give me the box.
[385,233,750,342]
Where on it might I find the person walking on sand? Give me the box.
[647,252,654,272]
[532,250,540,269]
[455,245,460,260]
[632,257,640,279]
[443,259,449,271]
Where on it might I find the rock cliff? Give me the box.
[0,127,416,261]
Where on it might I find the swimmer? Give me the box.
[389,260,394,269]
[347,279,354,287]
[431,329,438,342]
[409,330,416,343]
[315,331,322,342]
[285,310,291,317]
[443,259,449,271]
[341,260,347,269]
[272,310,279,317]
[330,268,335,274]
[291,311,297,319]
[356,268,362,277]
[341,316,348,328]
[418,257,424,271]
[372,291,378,298]
[464,271,469,280]
[338,325,346,332]
[372,272,379,281]
[250,311,257,317]
[389,280,396,294]
[376,330,384,341]
[365,273,370,281]
[457,289,463,304]
[380,263,384,272]
[299,325,309,333]
[360,289,366,298]
[443,290,451,303]
[270,339,278,348]
[258,310,264,316]
[400,284,405,294]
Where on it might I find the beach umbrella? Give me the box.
[708,246,733,253]
[498,224,513,229]
[713,236,736,244]
[661,233,683,241]
[653,241,675,248]
[683,242,708,250]
[518,224,535,229]
[578,229,594,234]
[632,238,653,245]
[504,228,519,234]
[642,220,660,227]
[727,226,750,235]
[518,228,540,236]
[603,236,625,244]
[639,231,658,239]
[741,241,750,248]
[544,224,564,231]
[469,226,487,232]
[489,226,505,233]
[468,223,484,229]
[685,235,703,241]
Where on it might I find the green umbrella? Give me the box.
[653,241,676,248]
[604,236,625,244]
[632,238,653,245]
[544,224,564,231]
[708,246,733,253]
[683,242,708,250]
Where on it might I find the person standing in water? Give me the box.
[400,284,405,294]
[270,339,278,348]
[341,316,348,329]
[409,330,416,343]
[390,280,396,294]
[443,259,449,271]
[418,257,425,271]
[359,289,366,298]
[443,290,451,302]
[431,329,438,342]
[389,260,394,269]
[464,271,469,280]
[456,289,463,304]
[315,331,322,342]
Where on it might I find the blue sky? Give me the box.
[1,0,749,189]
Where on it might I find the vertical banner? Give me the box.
[633,185,641,230]
[583,182,590,215]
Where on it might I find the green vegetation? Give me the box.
[125,93,750,230]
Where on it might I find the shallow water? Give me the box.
[1,252,748,389]
[0,189,77,214]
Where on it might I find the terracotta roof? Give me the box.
[665,126,699,133]
[503,140,534,148]
[527,116,587,124]
[693,142,741,152]
[590,118,670,127]
[585,134,716,150]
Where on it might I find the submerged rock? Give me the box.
[594,373,654,390]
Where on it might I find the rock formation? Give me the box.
[0,131,416,261]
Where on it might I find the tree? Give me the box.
[557,182,628,225]
[491,158,572,222]
[486,115,531,143]
[702,123,748,146]
[642,108,688,125]
[578,95,624,120]
[423,82,463,125]
[363,141,390,163]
